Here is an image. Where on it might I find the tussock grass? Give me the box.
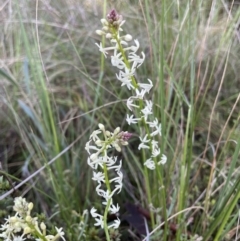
[0,0,240,240]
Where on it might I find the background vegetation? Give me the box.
[0,0,240,240]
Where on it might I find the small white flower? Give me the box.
[150,123,162,137]
[141,100,153,120]
[85,141,100,154]
[144,158,155,170]
[95,42,117,58]
[138,134,150,150]
[90,207,99,218]
[116,68,135,90]
[13,236,26,241]
[138,79,153,93]
[126,114,140,125]
[129,51,145,69]
[110,173,122,186]
[105,156,118,166]
[55,227,66,241]
[135,88,146,99]
[111,52,125,69]
[147,118,158,128]
[152,147,161,157]
[90,129,102,141]
[113,181,123,194]
[109,203,120,214]
[123,39,140,53]
[96,184,106,197]
[126,97,139,111]
[92,171,105,183]
[87,156,104,169]
[108,218,121,229]
[94,216,104,228]
[151,140,159,149]
[158,154,167,165]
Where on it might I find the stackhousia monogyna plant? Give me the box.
[85,9,167,240]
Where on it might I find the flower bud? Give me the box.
[28,202,33,211]
[24,226,32,234]
[40,222,46,231]
[114,127,120,135]
[124,34,132,41]
[25,215,32,222]
[115,144,121,152]
[90,153,98,161]
[98,123,105,130]
[96,30,105,36]
[101,18,109,26]
[10,217,17,223]
[106,33,112,39]
[95,140,102,146]
[102,26,109,32]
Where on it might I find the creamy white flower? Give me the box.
[158,154,167,165]
[135,88,146,99]
[13,236,26,241]
[96,184,106,197]
[138,79,153,93]
[123,39,140,53]
[138,134,151,150]
[152,147,161,157]
[116,68,135,90]
[55,227,66,241]
[110,173,123,186]
[90,129,102,141]
[151,140,159,150]
[129,51,145,69]
[95,42,117,58]
[113,181,123,194]
[141,100,153,120]
[102,190,113,205]
[92,171,105,183]
[104,156,118,166]
[150,123,162,137]
[94,216,104,228]
[108,218,121,229]
[90,207,99,217]
[126,114,140,125]
[147,118,158,128]
[111,52,125,69]
[85,141,100,154]
[144,158,155,170]
[126,97,139,111]
[109,203,120,214]
[87,156,104,169]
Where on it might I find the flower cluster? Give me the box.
[0,197,66,241]
[85,124,132,229]
[96,9,167,170]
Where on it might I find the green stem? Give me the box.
[103,161,111,241]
